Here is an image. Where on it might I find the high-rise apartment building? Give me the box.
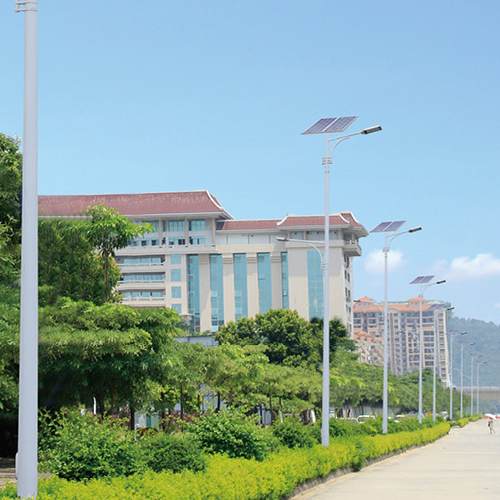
[39,191,368,334]
[353,297,452,383]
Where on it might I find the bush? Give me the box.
[140,432,207,473]
[272,418,317,449]
[191,411,277,461]
[39,409,142,480]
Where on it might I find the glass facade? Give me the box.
[171,254,181,265]
[257,253,272,314]
[171,286,182,298]
[171,269,181,281]
[307,250,323,320]
[187,255,200,331]
[188,219,206,231]
[281,252,289,309]
[233,254,248,319]
[122,273,164,282]
[210,254,224,332]
[168,220,185,232]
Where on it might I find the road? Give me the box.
[294,419,499,500]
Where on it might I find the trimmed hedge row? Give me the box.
[0,422,450,499]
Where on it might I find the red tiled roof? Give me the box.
[277,212,367,234]
[217,219,281,231]
[38,191,233,219]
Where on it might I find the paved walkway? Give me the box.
[295,419,499,500]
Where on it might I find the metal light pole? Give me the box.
[432,309,438,421]
[302,117,381,446]
[477,360,486,415]
[15,0,39,498]
[410,277,445,423]
[459,341,474,418]
[470,353,478,416]
[448,330,466,420]
[371,222,421,433]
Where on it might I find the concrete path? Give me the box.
[295,420,499,500]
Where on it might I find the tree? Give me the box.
[216,309,317,367]
[0,133,22,285]
[84,205,153,302]
[0,133,22,245]
[38,218,120,305]
[38,298,180,416]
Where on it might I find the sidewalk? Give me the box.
[0,459,15,489]
[295,420,499,500]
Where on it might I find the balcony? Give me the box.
[121,296,166,308]
[343,239,362,256]
[118,280,166,291]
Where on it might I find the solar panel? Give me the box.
[410,276,434,284]
[426,304,443,311]
[302,116,358,135]
[371,221,406,233]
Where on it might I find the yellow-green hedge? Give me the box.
[0,423,450,500]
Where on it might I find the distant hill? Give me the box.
[449,317,500,388]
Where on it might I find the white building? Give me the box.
[39,190,368,334]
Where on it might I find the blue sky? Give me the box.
[2,1,500,324]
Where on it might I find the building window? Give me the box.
[188,219,205,231]
[168,220,185,232]
[171,303,182,313]
[281,252,289,309]
[187,255,200,332]
[172,286,182,298]
[168,237,186,246]
[257,253,272,314]
[143,220,159,233]
[233,254,248,320]
[210,254,224,332]
[189,236,206,245]
[171,254,181,265]
[171,269,181,282]
[307,250,323,320]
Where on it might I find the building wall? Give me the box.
[115,216,362,335]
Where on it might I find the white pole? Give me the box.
[470,355,474,416]
[17,0,38,498]
[460,344,464,418]
[476,362,480,415]
[418,290,423,423]
[449,332,453,420]
[382,234,389,433]
[321,133,331,447]
[432,310,437,421]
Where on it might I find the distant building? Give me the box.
[353,297,452,383]
[39,190,367,334]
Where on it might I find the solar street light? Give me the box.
[302,117,381,447]
[371,222,421,434]
[410,276,446,423]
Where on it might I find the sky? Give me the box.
[1,1,500,324]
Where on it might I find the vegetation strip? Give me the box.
[0,422,450,499]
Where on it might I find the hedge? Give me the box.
[0,422,450,500]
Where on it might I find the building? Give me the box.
[353,297,452,383]
[39,190,368,334]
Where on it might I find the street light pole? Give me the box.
[470,353,478,416]
[15,0,39,498]
[411,277,445,423]
[372,224,421,434]
[448,330,466,420]
[477,360,486,415]
[302,118,381,447]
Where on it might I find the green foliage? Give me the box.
[0,422,452,499]
[84,205,152,302]
[272,418,317,448]
[140,432,207,473]
[39,410,142,480]
[191,411,277,461]
[38,219,121,306]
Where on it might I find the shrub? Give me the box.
[272,418,317,449]
[140,432,207,473]
[191,411,277,460]
[39,409,142,480]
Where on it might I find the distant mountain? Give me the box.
[449,317,500,388]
